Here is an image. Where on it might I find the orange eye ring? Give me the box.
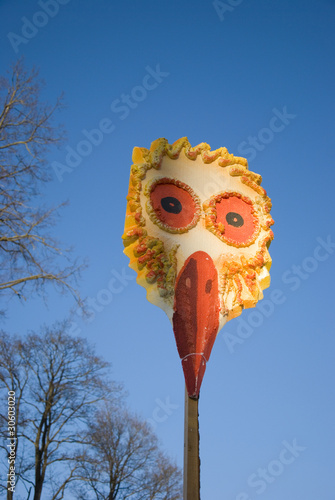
[146,178,201,233]
[204,192,260,247]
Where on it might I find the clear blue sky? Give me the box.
[1,0,335,498]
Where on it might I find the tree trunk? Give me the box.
[33,449,45,500]
[33,481,43,500]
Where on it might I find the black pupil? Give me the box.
[226,212,244,227]
[161,197,182,214]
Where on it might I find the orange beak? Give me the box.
[173,251,220,398]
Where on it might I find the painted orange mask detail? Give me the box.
[146,177,201,234]
[215,193,259,246]
[151,182,197,230]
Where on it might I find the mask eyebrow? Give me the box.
[229,166,271,211]
[229,165,262,185]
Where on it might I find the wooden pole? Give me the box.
[183,387,200,499]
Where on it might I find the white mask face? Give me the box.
[123,137,274,397]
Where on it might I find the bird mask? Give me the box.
[122,137,274,398]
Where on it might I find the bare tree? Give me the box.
[75,403,182,500]
[0,59,84,306]
[0,322,123,500]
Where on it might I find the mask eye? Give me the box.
[225,211,244,227]
[161,196,182,214]
[205,192,260,247]
[147,178,201,233]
